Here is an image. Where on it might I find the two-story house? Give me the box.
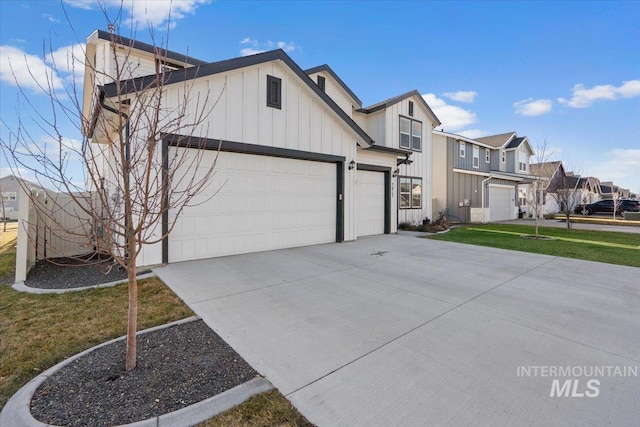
[82,30,440,266]
[432,130,533,222]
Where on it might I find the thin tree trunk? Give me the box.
[1,200,6,232]
[125,234,138,371]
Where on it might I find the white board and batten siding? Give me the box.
[369,94,435,225]
[306,71,357,119]
[138,59,363,266]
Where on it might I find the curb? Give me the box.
[12,272,157,294]
[0,316,274,427]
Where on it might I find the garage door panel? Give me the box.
[169,150,336,262]
[490,186,514,222]
[357,170,385,237]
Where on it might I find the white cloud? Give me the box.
[42,13,60,23]
[46,43,86,83]
[240,37,297,57]
[514,98,553,116]
[558,79,640,108]
[0,45,64,93]
[588,148,640,193]
[1,43,85,94]
[422,93,477,131]
[442,90,477,103]
[457,129,488,139]
[64,0,210,29]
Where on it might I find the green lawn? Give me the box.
[428,223,640,268]
[0,226,310,425]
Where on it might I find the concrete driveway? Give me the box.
[154,235,639,426]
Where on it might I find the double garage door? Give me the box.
[168,150,337,263]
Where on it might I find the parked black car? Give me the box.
[574,199,640,215]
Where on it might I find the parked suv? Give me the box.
[574,199,640,215]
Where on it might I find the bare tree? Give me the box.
[1,16,222,370]
[0,186,8,232]
[612,190,623,220]
[527,141,552,238]
[548,172,582,230]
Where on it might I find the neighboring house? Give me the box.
[353,91,440,226]
[0,175,44,220]
[577,177,602,205]
[82,30,440,266]
[432,130,533,222]
[529,161,566,215]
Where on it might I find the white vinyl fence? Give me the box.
[15,187,97,283]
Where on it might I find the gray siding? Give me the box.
[452,138,490,173]
[506,151,516,173]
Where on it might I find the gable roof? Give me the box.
[432,130,496,150]
[506,136,525,149]
[305,64,362,107]
[476,132,517,148]
[92,30,207,67]
[529,161,562,179]
[99,49,374,146]
[356,90,441,126]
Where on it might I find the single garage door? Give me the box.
[169,150,337,262]
[489,185,515,221]
[357,170,385,236]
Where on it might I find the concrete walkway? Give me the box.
[154,235,640,426]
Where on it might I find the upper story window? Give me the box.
[267,75,282,109]
[501,149,506,163]
[485,148,490,163]
[473,145,480,168]
[1,192,17,201]
[459,141,466,158]
[399,116,422,151]
[519,151,528,172]
[408,101,414,117]
[317,75,326,92]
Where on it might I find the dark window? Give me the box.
[317,75,326,92]
[408,101,414,117]
[399,176,422,209]
[267,75,282,109]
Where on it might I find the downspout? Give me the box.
[481,175,491,224]
[99,89,131,163]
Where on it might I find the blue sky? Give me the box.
[1,0,639,193]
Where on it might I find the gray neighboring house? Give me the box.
[0,175,44,220]
[432,130,534,223]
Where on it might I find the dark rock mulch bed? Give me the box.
[25,254,150,289]
[31,319,259,427]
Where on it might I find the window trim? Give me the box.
[501,149,506,163]
[485,148,490,163]
[398,115,422,152]
[1,192,17,201]
[399,176,422,209]
[473,145,480,168]
[460,141,466,158]
[266,75,282,109]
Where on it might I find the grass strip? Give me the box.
[428,224,640,268]
[467,228,640,250]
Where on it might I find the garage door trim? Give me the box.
[356,163,391,234]
[161,134,346,263]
